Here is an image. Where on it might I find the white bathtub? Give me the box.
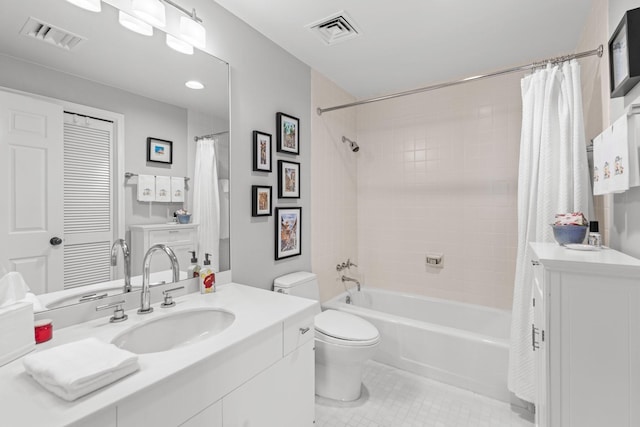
[323,288,513,403]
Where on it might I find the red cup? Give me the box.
[34,319,53,344]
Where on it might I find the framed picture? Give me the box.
[608,7,640,97]
[277,160,300,199]
[276,112,300,155]
[251,185,272,217]
[147,137,173,164]
[252,131,272,172]
[275,207,301,260]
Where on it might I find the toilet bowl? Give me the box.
[273,272,380,401]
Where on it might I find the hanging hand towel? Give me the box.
[171,177,185,202]
[155,176,171,202]
[137,174,156,202]
[23,337,139,401]
[592,131,608,195]
[627,112,640,187]
[609,115,630,193]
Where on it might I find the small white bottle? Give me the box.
[187,251,200,278]
[588,221,601,247]
[200,253,215,294]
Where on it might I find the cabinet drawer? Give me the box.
[149,228,196,245]
[283,311,314,356]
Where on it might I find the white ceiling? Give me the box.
[215,0,595,100]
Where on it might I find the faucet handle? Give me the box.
[346,258,358,268]
[161,286,185,308]
[96,300,127,323]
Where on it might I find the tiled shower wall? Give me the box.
[310,70,359,302]
[356,74,522,309]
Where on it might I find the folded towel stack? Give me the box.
[23,338,139,401]
[553,212,588,226]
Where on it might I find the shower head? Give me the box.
[342,136,360,152]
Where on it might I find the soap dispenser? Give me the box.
[187,251,200,278]
[200,253,215,294]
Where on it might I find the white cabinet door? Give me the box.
[0,90,64,294]
[532,261,547,427]
[179,400,222,427]
[68,407,117,427]
[223,340,315,427]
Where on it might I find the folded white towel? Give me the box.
[155,176,171,202]
[171,177,185,202]
[23,338,139,401]
[137,174,156,202]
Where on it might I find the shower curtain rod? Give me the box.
[194,130,229,142]
[317,45,604,115]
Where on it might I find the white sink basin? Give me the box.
[111,308,235,354]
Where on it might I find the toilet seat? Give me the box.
[315,309,380,347]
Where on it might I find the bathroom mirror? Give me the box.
[0,0,230,311]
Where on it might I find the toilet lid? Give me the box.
[315,309,379,342]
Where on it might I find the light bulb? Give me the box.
[118,11,153,36]
[132,0,166,28]
[185,81,205,90]
[180,16,206,49]
[166,34,194,55]
[65,0,101,12]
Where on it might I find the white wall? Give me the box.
[310,70,358,302]
[608,0,640,258]
[189,0,312,289]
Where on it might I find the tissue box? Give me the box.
[0,301,35,366]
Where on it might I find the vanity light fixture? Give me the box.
[166,33,194,55]
[179,11,206,49]
[65,0,102,12]
[131,0,166,28]
[118,11,153,36]
[185,80,204,90]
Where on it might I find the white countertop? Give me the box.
[530,242,640,277]
[0,283,318,426]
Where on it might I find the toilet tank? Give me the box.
[273,272,319,301]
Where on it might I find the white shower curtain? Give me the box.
[508,60,591,403]
[193,137,220,272]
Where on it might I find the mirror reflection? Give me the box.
[0,0,230,311]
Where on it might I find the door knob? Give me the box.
[50,237,63,246]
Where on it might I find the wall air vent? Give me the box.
[306,11,361,46]
[19,17,85,51]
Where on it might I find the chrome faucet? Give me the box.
[111,239,132,293]
[341,275,361,292]
[139,244,180,314]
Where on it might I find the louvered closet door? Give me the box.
[63,113,114,289]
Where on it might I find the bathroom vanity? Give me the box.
[530,242,640,427]
[0,284,317,427]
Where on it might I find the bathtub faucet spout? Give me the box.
[341,275,361,292]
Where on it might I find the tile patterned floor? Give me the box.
[315,361,534,427]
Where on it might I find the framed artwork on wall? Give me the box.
[251,185,272,217]
[275,207,301,260]
[277,160,300,199]
[252,131,272,172]
[147,137,173,164]
[276,112,300,155]
[609,7,640,97]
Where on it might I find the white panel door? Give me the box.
[0,90,64,294]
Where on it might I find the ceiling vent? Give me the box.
[19,17,85,51]
[306,11,361,46]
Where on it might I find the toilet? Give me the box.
[273,271,380,401]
